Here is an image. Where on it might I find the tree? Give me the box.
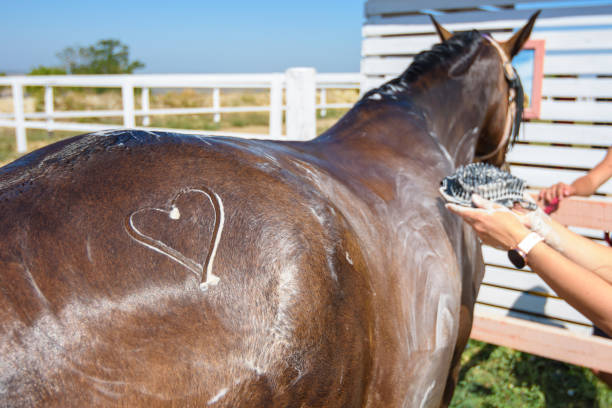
[57,39,144,74]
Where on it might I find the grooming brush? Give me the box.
[440,162,537,210]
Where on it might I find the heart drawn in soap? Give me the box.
[125,187,224,290]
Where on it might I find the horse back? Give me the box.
[0,131,373,406]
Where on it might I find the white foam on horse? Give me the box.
[207,387,228,405]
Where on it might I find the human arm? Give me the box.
[525,210,612,283]
[447,195,612,336]
[539,146,612,205]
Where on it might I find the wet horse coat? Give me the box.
[0,16,537,408]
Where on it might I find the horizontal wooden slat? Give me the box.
[364,13,612,37]
[471,312,612,371]
[362,35,439,57]
[366,0,580,19]
[549,196,612,231]
[539,100,612,122]
[570,227,610,242]
[361,57,412,76]
[483,246,532,271]
[520,123,612,147]
[365,5,612,29]
[542,78,612,98]
[543,53,612,75]
[518,168,612,196]
[363,53,612,77]
[483,266,555,296]
[474,303,592,335]
[511,166,612,195]
[507,144,607,169]
[363,29,612,57]
[477,284,590,324]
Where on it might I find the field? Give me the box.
[1,88,611,406]
[0,87,353,166]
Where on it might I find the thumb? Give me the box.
[471,194,497,210]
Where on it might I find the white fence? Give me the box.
[0,68,363,152]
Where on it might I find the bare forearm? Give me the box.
[570,175,599,197]
[528,211,612,283]
[528,243,612,336]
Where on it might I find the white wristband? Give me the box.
[517,232,544,258]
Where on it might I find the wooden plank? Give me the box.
[483,266,556,296]
[549,196,612,231]
[477,285,590,324]
[542,78,612,98]
[362,53,612,77]
[362,57,412,76]
[520,123,612,147]
[365,5,612,27]
[543,53,612,75]
[510,166,612,195]
[540,100,612,123]
[363,29,612,57]
[362,35,440,57]
[507,144,607,169]
[483,246,533,271]
[366,0,567,18]
[471,312,612,371]
[474,303,592,335]
[364,13,612,36]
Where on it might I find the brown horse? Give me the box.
[0,15,537,407]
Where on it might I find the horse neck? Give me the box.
[315,73,493,169]
[409,71,491,167]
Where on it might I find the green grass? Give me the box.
[451,340,612,407]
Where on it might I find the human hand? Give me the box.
[446,194,531,250]
[538,182,576,206]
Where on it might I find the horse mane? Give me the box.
[363,30,485,99]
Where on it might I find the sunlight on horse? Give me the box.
[0,13,538,407]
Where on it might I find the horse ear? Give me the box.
[429,15,453,42]
[502,10,541,58]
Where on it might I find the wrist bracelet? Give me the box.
[508,232,544,269]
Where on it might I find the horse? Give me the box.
[0,14,538,407]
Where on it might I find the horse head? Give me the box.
[430,12,540,168]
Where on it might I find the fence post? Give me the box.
[141,87,150,126]
[269,76,283,139]
[213,87,221,123]
[122,82,135,128]
[44,85,54,135]
[320,88,326,117]
[285,67,316,141]
[12,81,27,153]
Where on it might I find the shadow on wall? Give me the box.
[507,285,565,329]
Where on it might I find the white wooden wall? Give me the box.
[363,0,612,335]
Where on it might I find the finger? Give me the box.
[545,188,553,205]
[522,191,537,204]
[445,203,479,221]
[471,194,499,210]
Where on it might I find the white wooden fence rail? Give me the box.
[0,69,363,152]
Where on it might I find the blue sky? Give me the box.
[1,0,364,74]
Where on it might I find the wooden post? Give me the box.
[269,76,283,139]
[122,83,135,128]
[12,82,26,153]
[285,67,316,141]
[141,87,150,126]
[213,87,221,123]
[44,85,54,135]
[320,88,327,117]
